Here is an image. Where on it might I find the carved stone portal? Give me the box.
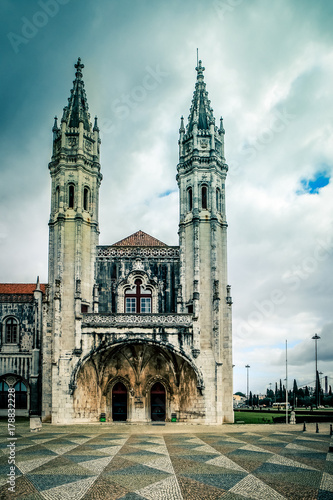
[73,343,202,422]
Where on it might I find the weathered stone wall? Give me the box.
[0,299,35,356]
[0,293,43,417]
[96,247,180,314]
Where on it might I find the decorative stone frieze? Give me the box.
[82,313,193,328]
[97,246,179,259]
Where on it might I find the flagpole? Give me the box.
[286,340,288,424]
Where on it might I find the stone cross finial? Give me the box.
[195,60,205,78]
[75,57,84,71]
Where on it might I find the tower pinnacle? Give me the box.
[61,57,91,131]
[187,59,214,133]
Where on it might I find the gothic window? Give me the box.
[14,380,27,409]
[216,187,221,212]
[201,185,208,209]
[68,184,75,209]
[55,186,60,210]
[0,380,8,409]
[187,187,193,212]
[83,187,90,211]
[124,279,152,313]
[5,318,18,344]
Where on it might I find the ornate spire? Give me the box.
[61,58,91,131]
[52,116,59,133]
[187,60,215,133]
[179,115,185,133]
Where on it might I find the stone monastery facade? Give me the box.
[0,58,233,424]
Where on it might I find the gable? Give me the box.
[112,230,167,247]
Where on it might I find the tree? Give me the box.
[315,370,322,407]
[235,392,246,397]
[292,379,298,406]
[278,379,283,402]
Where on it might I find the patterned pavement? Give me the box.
[0,424,332,499]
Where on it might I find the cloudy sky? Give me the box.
[1,0,332,395]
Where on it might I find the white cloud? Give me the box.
[0,0,332,394]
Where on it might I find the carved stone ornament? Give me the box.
[85,140,92,151]
[132,259,145,271]
[82,313,193,327]
[200,139,209,149]
[68,137,77,147]
[192,348,200,359]
[185,142,192,153]
[97,247,179,259]
[6,376,17,387]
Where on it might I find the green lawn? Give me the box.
[233,411,283,424]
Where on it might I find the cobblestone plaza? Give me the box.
[0,422,332,499]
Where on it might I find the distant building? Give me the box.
[233,394,246,408]
[0,58,233,424]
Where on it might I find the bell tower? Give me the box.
[48,58,102,354]
[177,60,233,423]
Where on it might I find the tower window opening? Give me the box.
[68,184,75,209]
[125,279,152,313]
[83,187,90,211]
[201,185,208,209]
[55,186,60,210]
[187,187,193,212]
[216,187,221,212]
[5,317,18,344]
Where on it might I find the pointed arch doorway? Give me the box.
[151,382,166,421]
[112,382,127,421]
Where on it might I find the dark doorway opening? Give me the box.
[112,382,127,421]
[151,382,166,421]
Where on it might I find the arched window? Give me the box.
[68,184,75,209]
[187,187,193,212]
[216,187,221,213]
[55,186,60,210]
[83,187,90,211]
[14,381,27,409]
[0,380,9,409]
[201,185,208,210]
[5,318,18,344]
[125,279,152,313]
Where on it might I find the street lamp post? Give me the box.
[312,334,321,408]
[319,372,323,406]
[245,365,250,404]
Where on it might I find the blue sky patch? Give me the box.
[298,170,330,195]
[158,189,176,198]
